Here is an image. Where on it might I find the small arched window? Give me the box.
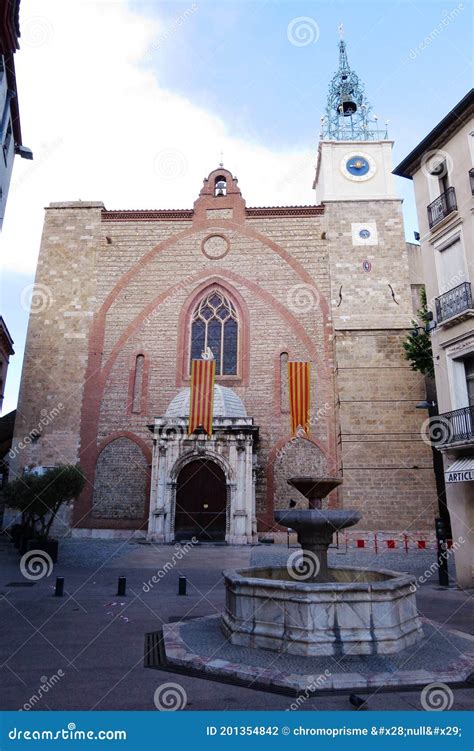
[132,354,145,413]
[280,352,289,413]
[190,290,238,376]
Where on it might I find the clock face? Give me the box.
[341,151,377,181]
[347,156,370,176]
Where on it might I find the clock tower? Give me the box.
[313,32,398,203]
[313,32,428,524]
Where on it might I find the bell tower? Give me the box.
[313,29,397,203]
[313,29,436,541]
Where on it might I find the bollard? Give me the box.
[54,576,64,597]
[435,517,449,587]
[287,529,290,548]
[178,575,187,596]
[117,576,127,597]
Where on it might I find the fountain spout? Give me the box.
[274,476,360,581]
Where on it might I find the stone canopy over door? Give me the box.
[147,385,258,545]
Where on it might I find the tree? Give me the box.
[4,465,85,540]
[403,287,434,378]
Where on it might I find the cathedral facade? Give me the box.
[10,41,438,542]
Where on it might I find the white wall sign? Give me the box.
[446,468,474,483]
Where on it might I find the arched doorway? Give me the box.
[175,459,227,541]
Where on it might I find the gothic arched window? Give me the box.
[190,289,238,376]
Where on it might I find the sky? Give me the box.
[0,0,472,415]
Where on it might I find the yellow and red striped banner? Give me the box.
[288,361,311,436]
[189,359,216,436]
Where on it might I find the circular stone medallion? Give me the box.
[202,234,230,260]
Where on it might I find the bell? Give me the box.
[340,96,357,116]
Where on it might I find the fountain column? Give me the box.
[274,477,360,582]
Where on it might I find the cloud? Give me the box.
[1,0,316,275]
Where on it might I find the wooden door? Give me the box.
[175,459,226,541]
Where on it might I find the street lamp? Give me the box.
[411,316,437,337]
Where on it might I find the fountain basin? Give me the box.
[274,508,361,536]
[274,508,362,581]
[221,565,423,656]
[287,476,342,506]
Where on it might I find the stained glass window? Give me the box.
[190,290,238,376]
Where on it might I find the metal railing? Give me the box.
[427,186,457,228]
[435,281,472,323]
[438,406,474,445]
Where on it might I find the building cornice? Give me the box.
[393,89,474,179]
[101,205,324,222]
[101,209,194,222]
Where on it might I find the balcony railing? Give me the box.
[435,281,473,323]
[427,186,457,229]
[438,406,474,446]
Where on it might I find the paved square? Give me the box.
[0,538,473,711]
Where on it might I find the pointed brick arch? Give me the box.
[77,266,333,531]
[74,431,151,529]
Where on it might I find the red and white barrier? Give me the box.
[337,530,445,554]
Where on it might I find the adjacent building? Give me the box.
[394,89,474,588]
[0,316,14,412]
[9,39,438,545]
[0,0,33,230]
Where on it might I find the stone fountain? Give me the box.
[222,476,423,656]
[274,476,360,582]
